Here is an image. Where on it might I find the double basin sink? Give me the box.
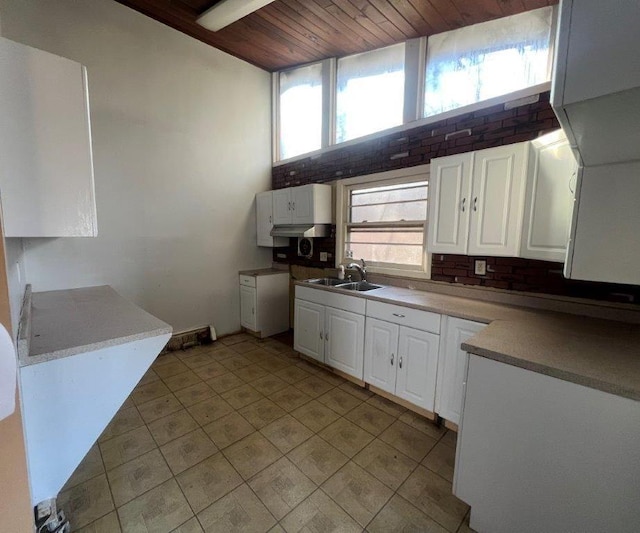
[305,277,383,292]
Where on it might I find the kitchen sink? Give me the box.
[305,277,344,286]
[336,281,383,292]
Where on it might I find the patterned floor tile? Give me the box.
[352,439,417,491]
[252,374,290,395]
[117,478,193,533]
[206,372,245,394]
[203,411,256,449]
[176,453,243,513]
[367,493,448,533]
[293,376,335,398]
[260,414,314,454]
[107,449,173,506]
[197,483,276,533]
[99,406,145,443]
[153,360,190,379]
[221,383,264,409]
[138,393,184,424]
[223,432,283,480]
[279,490,361,533]
[148,409,200,446]
[174,382,216,407]
[321,461,393,527]
[422,439,456,482]
[239,398,287,430]
[379,420,438,462]
[100,426,157,470]
[316,389,362,416]
[131,380,171,406]
[286,436,348,486]
[58,474,114,529]
[160,428,218,475]
[75,511,121,533]
[318,418,374,458]
[344,402,395,436]
[248,457,316,520]
[290,400,340,433]
[163,371,203,392]
[270,386,313,412]
[63,444,105,491]
[399,410,447,440]
[187,396,234,426]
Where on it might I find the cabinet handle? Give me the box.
[252,307,255,315]
[325,332,329,342]
[392,313,405,318]
[390,353,394,366]
[319,331,323,340]
[399,356,403,369]
[288,201,291,211]
[461,198,466,212]
[473,197,478,212]
[292,201,295,211]
[269,215,272,223]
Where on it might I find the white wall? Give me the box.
[0,0,273,335]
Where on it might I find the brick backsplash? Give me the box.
[270,91,639,304]
[432,255,640,304]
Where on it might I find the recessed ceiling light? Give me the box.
[196,0,276,32]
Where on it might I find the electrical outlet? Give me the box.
[276,253,286,259]
[474,259,487,276]
[320,252,328,262]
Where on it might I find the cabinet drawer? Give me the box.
[239,275,256,288]
[367,300,440,333]
[296,285,366,314]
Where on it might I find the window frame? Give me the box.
[336,164,431,279]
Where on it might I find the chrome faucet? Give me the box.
[346,259,367,282]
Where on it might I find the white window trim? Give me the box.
[335,164,431,280]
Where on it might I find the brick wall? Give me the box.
[431,255,640,304]
[272,91,558,189]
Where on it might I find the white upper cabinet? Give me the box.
[552,0,640,166]
[468,144,527,257]
[256,191,288,247]
[0,37,96,237]
[429,143,527,257]
[271,184,332,225]
[521,131,576,262]
[427,153,473,255]
[429,135,575,261]
[565,161,640,285]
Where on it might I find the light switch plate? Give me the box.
[320,252,328,262]
[474,260,487,276]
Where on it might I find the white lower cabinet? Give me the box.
[435,316,486,426]
[240,285,257,331]
[364,317,439,412]
[294,299,325,363]
[294,286,366,380]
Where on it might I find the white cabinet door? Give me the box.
[325,306,365,380]
[291,185,314,224]
[521,132,576,261]
[364,318,398,395]
[294,299,325,363]
[272,189,292,225]
[240,285,257,331]
[427,153,473,254]
[0,37,96,237]
[468,144,527,256]
[396,326,440,412]
[256,191,287,247]
[436,316,485,425]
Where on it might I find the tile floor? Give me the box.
[59,333,474,533]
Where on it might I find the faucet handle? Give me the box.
[360,258,367,271]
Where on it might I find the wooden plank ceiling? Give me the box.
[115,0,558,72]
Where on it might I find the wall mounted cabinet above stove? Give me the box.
[552,0,640,167]
[0,37,97,237]
[272,184,332,226]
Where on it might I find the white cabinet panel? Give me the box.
[294,299,325,363]
[565,162,640,285]
[0,37,96,237]
[256,191,288,247]
[455,355,640,533]
[325,307,365,380]
[435,316,485,426]
[364,317,398,394]
[427,153,473,255]
[468,144,527,256]
[521,132,576,261]
[291,185,313,224]
[273,188,292,225]
[240,285,257,331]
[396,327,439,412]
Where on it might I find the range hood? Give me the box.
[270,224,331,238]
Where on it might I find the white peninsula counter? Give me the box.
[17,285,172,505]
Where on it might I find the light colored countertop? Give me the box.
[295,281,640,401]
[18,285,172,367]
[239,267,289,277]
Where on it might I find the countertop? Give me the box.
[239,267,289,277]
[295,281,640,401]
[18,285,172,367]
